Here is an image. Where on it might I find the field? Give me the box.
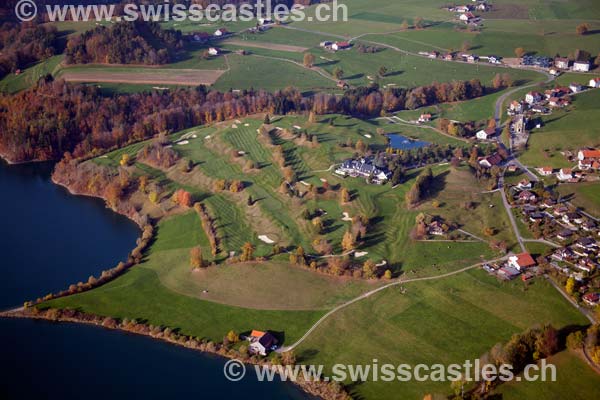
[58,66,226,86]
[558,182,600,216]
[223,39,309,53]
[295,268,592,399]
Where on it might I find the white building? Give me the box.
[208,47,219,56]
[590,78,600,88]
[573,61,590,72]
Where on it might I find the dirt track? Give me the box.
[224,39,308,53]
[61,68,226,86]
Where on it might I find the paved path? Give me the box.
[279,257,506,352]
[544,275,595,324]
[498,175,527,252]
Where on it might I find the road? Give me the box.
[544,275,595,324]
[279,257,507,352]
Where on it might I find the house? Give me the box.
[569,83,583,93]
[443,53,454,61]
[319,41,333,48]
[573,60,590,72]
[476,3,489,11]
[478,153,502,168]
[337,80,349,89]
[556,168,573,181]
[188,32,211,43]
[554,57,570,69]
[542,198,556,208]
[518,190,537,203]
[214,28,229,37]
[583,292,600,306]
[529,212,544,222]
[582,220,597,232]
[258,18,274,25]
[208,47,219,56]
[549,68,560,76]
[498,266,521,280]
[536,167,553,176]
[476,127,496,140]
[575,259,596,273]
[427,220,445,236]
[335,158,391,183]
[590,78,600,88]
[508,253,536,271]
[517,179,532,190]
[455,5,470,13]
[552,247,574,261]
[487,55,501,64]
[553,206,569,216]
[563,212,583,225]
[459,12,476,22]
[418,113,432,123]
[247,330,278,356]
[509,100,525,113]
[332,41,351,51]
[556,229,574,241]
[577,149,600,170]
[575,237,596,249]
[525,91,543,104]
[466,54,478,63]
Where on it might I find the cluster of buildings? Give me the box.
[419,51,501,65]
[320,41,352,52]
[506,181,600,306]
[445,2,489,25]
[484,252,537,281]
[335,157,392,184]
[521,54,595,73]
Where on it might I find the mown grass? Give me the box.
[296,268,590,399]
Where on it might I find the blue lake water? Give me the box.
[387,134,430,151]
[0,160,313,400]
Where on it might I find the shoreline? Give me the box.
[0,308,350,400]
[2,157,351,400]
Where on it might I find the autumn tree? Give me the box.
[120,153,131,166]
[565,276,576,295]
[340,187,351,203]
[362,259,377,279]
[312,217,324,234]
[414,16,424,29]
[190,246,204,269]
[514,47,526,58]
[400,20,409,30]
[378,65,388,77]
[240,242,255,262]
[341,230,356,251]
[384,269,392,279]
[303,52,315,67]
[226,330,239,343]
[576,23,590,35]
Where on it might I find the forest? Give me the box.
[65,21,183,65]
[0,76,496,163]
[0,22,57,80]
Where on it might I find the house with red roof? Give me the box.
[332,41,351,51]
[583,292,600,306]
[247,330,278,356]
[508,253,536,271]
[578,149,600,170]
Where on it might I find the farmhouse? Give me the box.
[569,83,583,93]
[536,167,553,176]
[459,12,476,22]
[332,41,351,51]
[556,168,573,181]
[578,149,600,170]
[214,28,229,37]
[517,179,532,190]
[554,57,570,69]
[427,220,445,236]
[208,47,220,56]
[590,78,600,88]
[583,292,600,306]
[518,190,537,203]
[525,91,543,104]
[247,330,278,356]
[320,41,333,48]
[509,100,525,113]
[418,113,432,123]
[476,127,495,140]
[508,253,536,271]
[478,153,502,168]
[188,32,211,43]
[573,60,590,72]
[336,158,391,183]
[455,5,470,13]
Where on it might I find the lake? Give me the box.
[0,160,313,400]
[387,134,430,151]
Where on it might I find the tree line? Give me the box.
[0,76,495,163]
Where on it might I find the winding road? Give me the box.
[280,257,507,352]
